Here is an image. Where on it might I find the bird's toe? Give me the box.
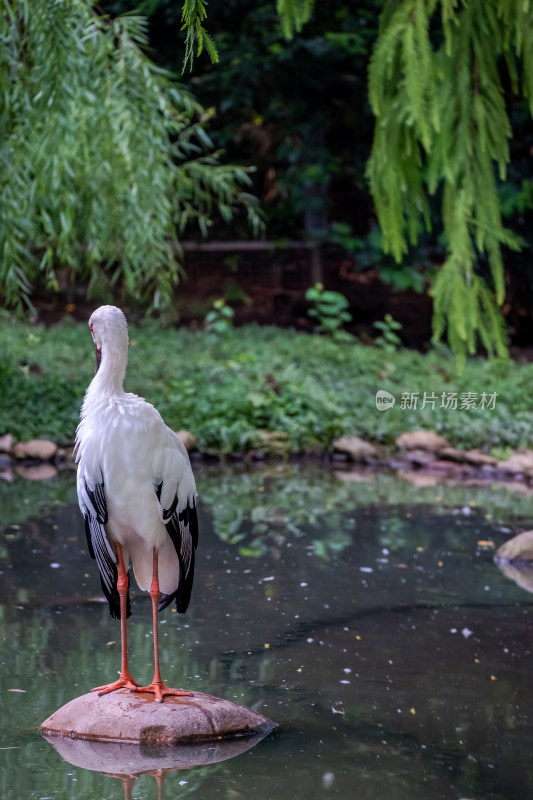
[92,674,140,695]
[133,682,192,702]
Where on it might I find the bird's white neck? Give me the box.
[87,341,128,400]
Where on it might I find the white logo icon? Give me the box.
[376,390,395,411]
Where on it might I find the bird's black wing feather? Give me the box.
[81,477,130,620]
[155,482,198,613]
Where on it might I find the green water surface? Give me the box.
[1,465,533,799]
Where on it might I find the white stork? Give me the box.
[75,305,198,702]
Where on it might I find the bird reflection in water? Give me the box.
[102,767,186,800]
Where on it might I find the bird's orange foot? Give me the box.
[92,674,140,696]
[133,681,192,703]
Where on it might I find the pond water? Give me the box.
[2,464,533,799]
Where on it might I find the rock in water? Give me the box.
[0,434,13,454]
[395,431,449,452]
[39,689,276,746]
[175,430,196,451]
[498,451,533,477]
[495,530,533,564]
[494,531,533,595]
[13,439,58,460]
[333,435,377,463]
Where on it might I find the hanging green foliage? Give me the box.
[275,0,315,39]
[0,0,261,311]
[367,0,533,366]
[179,0,314,72]
[180,0,219,73]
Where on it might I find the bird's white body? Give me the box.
[75,306,197,596]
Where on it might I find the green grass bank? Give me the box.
[2,314,533,456]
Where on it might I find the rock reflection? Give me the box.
[43,729,273,799]
[494,560,533,594]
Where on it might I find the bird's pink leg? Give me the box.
[134,547,192,702]
[103,774,137,800]
[93,542,140,695]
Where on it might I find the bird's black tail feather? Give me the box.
[174,551,196,613]
[157,551,195,614]
[158,498,198,615]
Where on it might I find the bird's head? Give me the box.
[88,306,129,374]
